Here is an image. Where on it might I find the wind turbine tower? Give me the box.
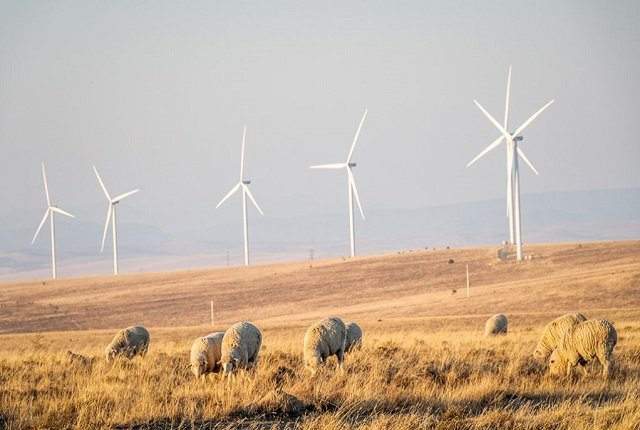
[311,109,368,258]
[93,166,140,275]
[216,126,264,266]
[32,163,74,279]
[467,66,554,261]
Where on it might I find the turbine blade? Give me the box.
[216,182,241,208]
[240,126,246,181]
[113,189,140,202]
[310,163,347,169]
[93,165,112,201]
[348,169,365,220]
[512,100,555,137]
[41,163,51,207]
[467,135,504,167]
[347,109,368,163]
[243,184,264,215]
[504,65,512,131]
[517,147,540,175]
[101,204,112,252]
[50,207,75,218]
[32,209,50,244]
[507,145,513,216]
[474,100,512,142]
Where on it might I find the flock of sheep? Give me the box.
[104,313,617,379]
[484,312,618,377]
[104,317,363,378]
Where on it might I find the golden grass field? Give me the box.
[0,240,639,429]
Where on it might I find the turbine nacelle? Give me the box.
[348,162,357,168]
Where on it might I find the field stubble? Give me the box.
[1,323,639,430]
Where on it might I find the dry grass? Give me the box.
[0,240,639,429]
[1,323,639,429]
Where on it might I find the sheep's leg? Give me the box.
[578,363,588,377]
[336,349,345,372]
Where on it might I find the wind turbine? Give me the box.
[467,66,554,261]
[310,109,368,258]
[93,165,139,275]
[31,163,74,279]
[216,126,263,266]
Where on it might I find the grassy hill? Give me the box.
[0,240,639,429]
[1,240,638,335]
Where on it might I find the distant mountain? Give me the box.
[1,188,638,280]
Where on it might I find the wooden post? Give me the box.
[466,264,470,298]
[210,300,214,327]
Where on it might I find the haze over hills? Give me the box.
[0,187,638,281]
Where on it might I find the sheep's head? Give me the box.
[191,357,207,378]
[105,344,118,363]
[305,355,322,374]
[548,349,567,376]
[221,357,239,375]
[532,347,546,362]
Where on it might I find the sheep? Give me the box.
[484,314,508,337]
[344,322,363,353]
[105,325,150,362]
[304,316,347,374]
[220,322,262,375]
[190,332,225,379]
[533,312,588,361]
[548,319,617,378]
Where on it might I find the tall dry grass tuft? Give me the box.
[1,323,639,429]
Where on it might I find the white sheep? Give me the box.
[533,312,587,361]
[220,321,262,375]
[484,314,508,337]
[190,332,225,379]
[105,325,150,362]
[549,319,617,377]
[344,322,363,353]
[304,316,347,374]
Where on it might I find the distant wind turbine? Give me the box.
[93,165,140,275]
[216,126,264,266]
[311,109,368,258]
[31,163,74,279]
[467,66,554,261]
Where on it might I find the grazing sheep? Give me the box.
[484,314,508,337]
[190,332,225,379]
[220,322,262,375]
[304,317,347,374]
[344,322,363,353]
[533,312,588,361]
[105,325,150,362]
[549,319,617,377]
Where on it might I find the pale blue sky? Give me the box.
[1,1,638,250]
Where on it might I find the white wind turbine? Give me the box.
[311,109,368,258]
[216,126,264,266]
[467,66,554,261]
[93,165,140,275]
[32,163,74,279]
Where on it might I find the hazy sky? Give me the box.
[1,1,639,235]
